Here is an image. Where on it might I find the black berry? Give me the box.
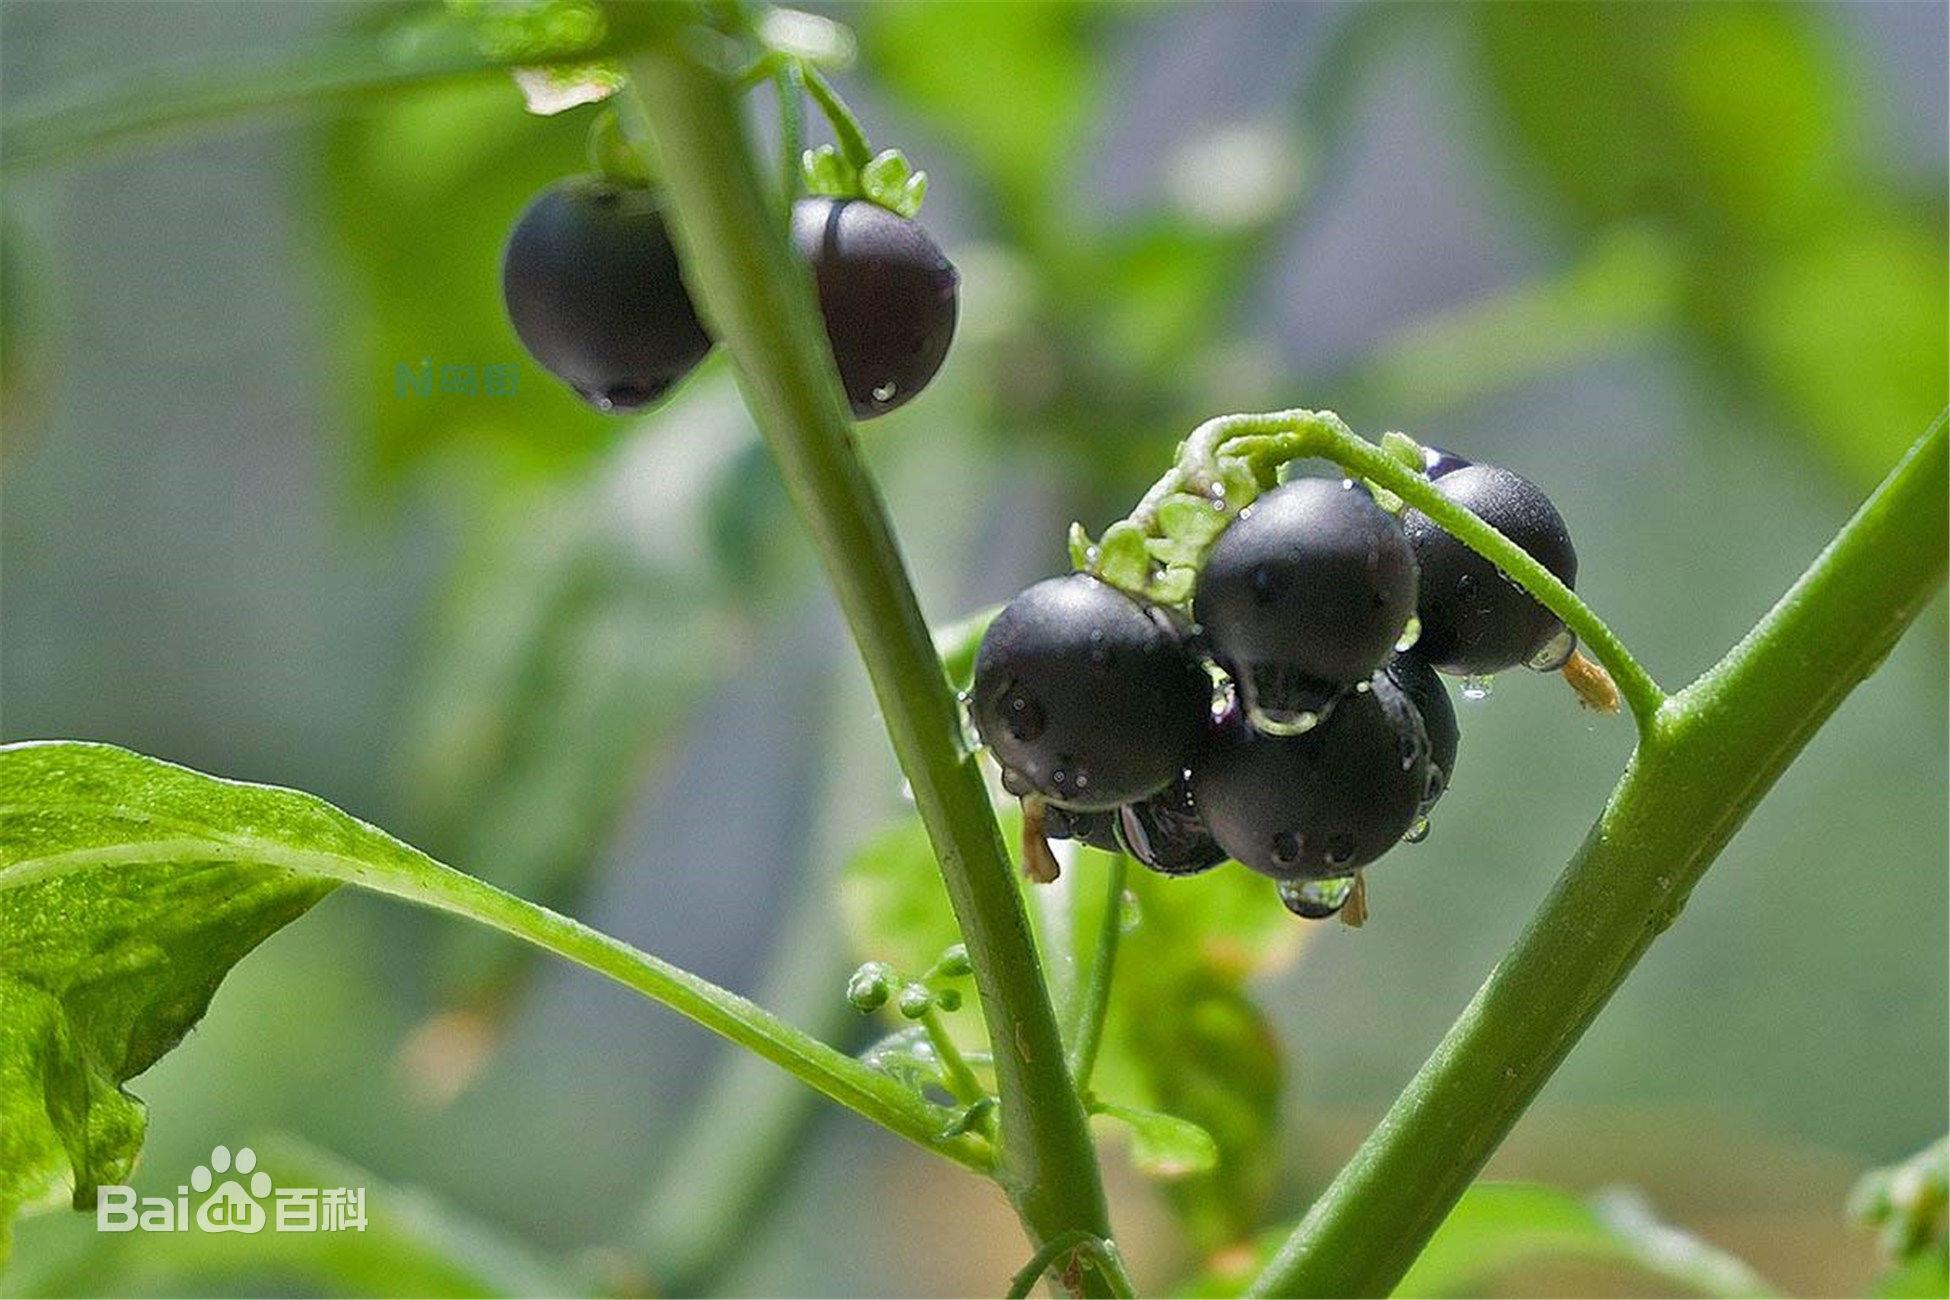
[791,197,958,419]
[1191,672,1430,880]
[1421,444,1471,478]
[1193,477,1418,727]
[1402,464,1578,676]
[1385,650,1458,809]
[1042,804,1122,854]
[973,574,1211,810]
[1116,774,1226,876]
[502,176,712,412]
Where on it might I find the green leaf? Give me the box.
[1394,1182,1777,1299]
[7,1133,578,1298]
[1089,1102,1219,1180]
[0,741,987,1256]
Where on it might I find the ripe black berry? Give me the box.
[502,177,712,412]
[1191,672,1429,880]
[1042,804,1121,854]
[1421,445,1471,479]
[791,197,958,419]
[1385,650,1458,809]
[973,574,1211,810]
[1401,464,1578,676]
[1193,477,1418,728]
[1116,774,1226,876]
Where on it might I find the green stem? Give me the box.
[1068,854,1127,1092]
[800,64,875,170]
[625,45,1119,1297]
[920,1006,989,1107]
[1008,1231,1133,1300]
[0,12,685,173]
[775,60,806,214]
[1247,413,1947,1298]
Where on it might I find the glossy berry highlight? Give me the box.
[1193,477,1418,728]
[1386,650,1459,810]
[791,197,958,419]
[502,176,713,412]
[972,574,1211,811]
[1402,463,1578,676]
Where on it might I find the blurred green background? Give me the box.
[1,1,1944,1296]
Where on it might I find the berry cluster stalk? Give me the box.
[1248,413,1947,1298]
[624,43,1129,1299]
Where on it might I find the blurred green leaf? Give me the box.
[315,67,622,482]
[7,1133,577,1297]
[1068,854,1299,1252]
[1394,1182,1776,1299]
[1470,1,1948,487]
[838,815,970,981]
[400,386,764,1023]
[1090,1102,1219,1181]
[855,0,1104,243]
[1851,1136,1949,1269]
[1872,1249,1950,1300]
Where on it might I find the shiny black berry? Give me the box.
[1116,774,1226,876]
[1385,650,1458,809]
[502,177,712,412]
[1193,477,1418,727]
[1191,672,1430,880]
[1043,804,1122,854]
[1401,464,1578,676]
[1421,444,1471,478]
[791,197,958,419]
[973,574,1211,811]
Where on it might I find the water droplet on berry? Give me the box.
[872,380,899,403]
[1394,615,1422,653]
[1527,625,1577,672]
[1278,875,1356,920]
[1460,675,1493,701]
[1403,816,1431,844]
[1004,689,1047,741]
[1270,830,1304,866]
[1118,890,1142,933]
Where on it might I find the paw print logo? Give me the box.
[191,1145,271,1234]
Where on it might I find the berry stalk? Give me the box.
[625,44,1128,1299]
[1247,412,1947,1298]
[1082,408,1667,734]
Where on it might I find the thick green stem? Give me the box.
[626,44,1119,1296]
[1248,415,1947,1298]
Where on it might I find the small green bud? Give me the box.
[846,960,896,1013]
[932,943,971,978]
[896,982,934,1019]
[933,987,962,1012]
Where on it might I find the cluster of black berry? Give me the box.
[971,449,1578,919]
[501,178,958,417]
